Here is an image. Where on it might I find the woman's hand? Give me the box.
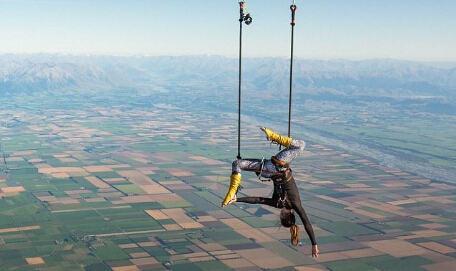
[312,245,319,258]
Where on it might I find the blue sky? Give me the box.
[0,0,455,61]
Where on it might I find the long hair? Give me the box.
[280,208,295,228]
[280,208,299,246]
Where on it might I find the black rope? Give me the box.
[288,4,297,138]
[237,3,242,159]
[237,1,252,159]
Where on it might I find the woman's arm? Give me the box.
[284,178,317,246]
[293,203,317,246]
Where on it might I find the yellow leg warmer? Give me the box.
[222,173,241,207]
[261,127,293,147]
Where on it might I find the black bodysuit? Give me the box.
[237,173,317,246]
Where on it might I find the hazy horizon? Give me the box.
[1,0,455,61]
[1,53,456,66]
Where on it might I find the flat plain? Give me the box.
[0,95,455,271]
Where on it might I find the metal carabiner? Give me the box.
[244,13,253,25]
[239,0,253,25]
[257,157,271,182]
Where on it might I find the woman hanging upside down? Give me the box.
[221,127,319,257]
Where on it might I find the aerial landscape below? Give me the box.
[0,81,455,270]
[1,0,456,270]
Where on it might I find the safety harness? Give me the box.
[256,159,293,208]
[273,171,293,209]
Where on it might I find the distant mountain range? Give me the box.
[1,54,455,102]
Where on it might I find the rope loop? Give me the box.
[290,4,297,26]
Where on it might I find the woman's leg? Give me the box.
[260,127,306,164]
[222,158,262,207]
[274,139,306,164]
[232,158,262,174]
